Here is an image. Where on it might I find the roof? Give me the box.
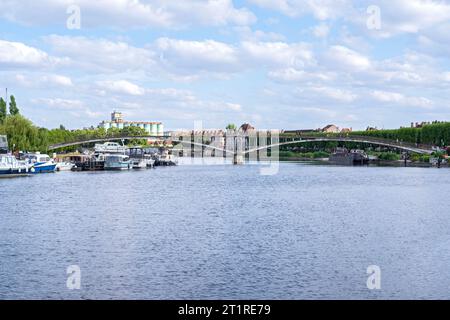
[239,123,255,132]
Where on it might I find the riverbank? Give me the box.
[279,157,448,168]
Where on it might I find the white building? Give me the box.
[98,111,164,136]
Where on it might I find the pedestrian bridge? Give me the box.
[48,134,434,155]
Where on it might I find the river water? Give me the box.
[1,161,450,299]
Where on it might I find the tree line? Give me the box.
[0,96,148,152]
[349,124,450,147]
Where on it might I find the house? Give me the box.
[322,124,340,133]
[239,123,255,133]
[366,126,378,131]
[341,128,352,133]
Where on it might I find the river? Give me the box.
[1,161,450,299]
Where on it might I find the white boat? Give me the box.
[56,162,75,171]
[94,142,128,154]
[0,154,34,177]
[156,150,178,166]
[128,147,155,169]
[104,154,131,170]
[26,153,57,173]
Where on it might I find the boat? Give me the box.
[26,153,57,173]
[0,154,34,177]
[67,154,105,171]
[56,161,75,171]
[94,142,128,154]
[329,148,369,165]
[104,154,131,170]
[155,149,178,166]
[128,147,155,169]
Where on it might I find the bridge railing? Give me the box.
[280,134,434,151]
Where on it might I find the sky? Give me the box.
[0,0,449,131]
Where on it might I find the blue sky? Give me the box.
[0,0,449,131]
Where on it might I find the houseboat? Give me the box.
[329,148,369,165]
[67,154,105,171]
[104,154,131,170]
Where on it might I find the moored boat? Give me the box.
[104,154,131,170]
[155,149,178,166]
[26,153,57,173]
[56,161,75,171]
[0,154,34,177]
[94,142,128,154]
[329,148,369,165]
[128,147,155,169]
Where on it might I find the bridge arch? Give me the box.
[48,135,434,155]
[246,138,433,155]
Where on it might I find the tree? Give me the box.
[0,98,6,123]
[9,95,20,115]
[226,124,237,130]
[0,114,38,151]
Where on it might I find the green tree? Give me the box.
[226,124,237,130]
[0,114,38,151]
[9,95,20,115]
[0,98,6,123]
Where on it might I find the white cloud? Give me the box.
[241,41,315,68]
[156,37,240,74]
[32,98,85,110]
[97,80,145,96]
[312,23,330,38]
[0,0,256,29]
[324,45,371,71]
[371,0,450,37]
[310,86,357,103]
[45,35,155,73]
[233,26,286,41]
[268,68,335,82]
[15,73,73,87]
[249,0,352,20]
[371,90,433,109]
[0,40,56,68]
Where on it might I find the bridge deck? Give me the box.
[48,134,434,155]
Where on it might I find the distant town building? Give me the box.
[322,124,340,133]
[239,123,255,133]
[98,111,164,136]
[366,126,378,131]
[340,127,352,133]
